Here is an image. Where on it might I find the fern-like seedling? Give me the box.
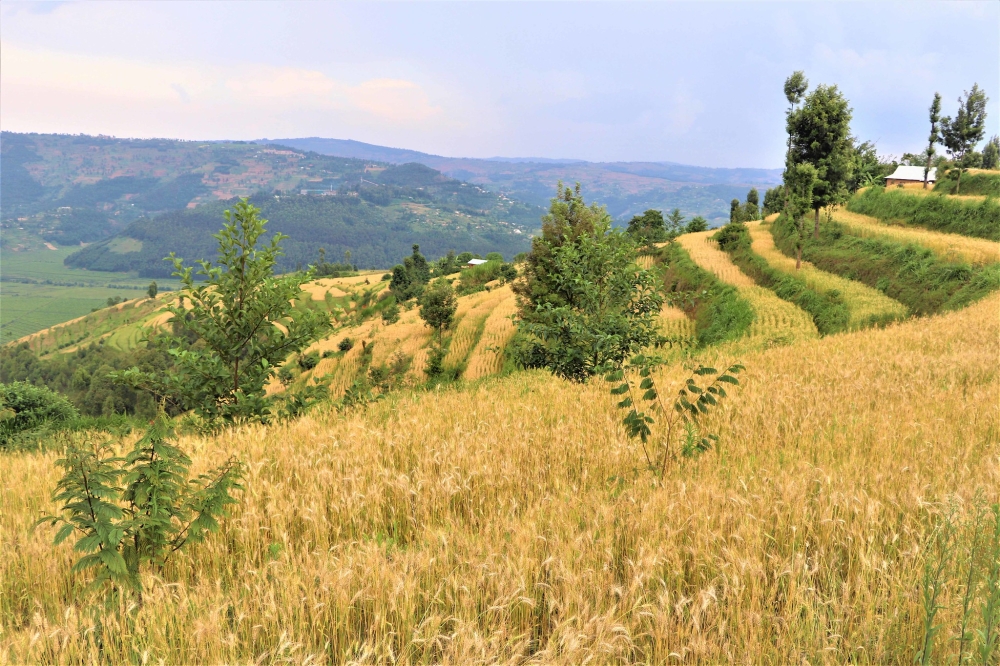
[604,356,744,479]
[35,415,243,596]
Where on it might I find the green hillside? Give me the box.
[64,165,536,276]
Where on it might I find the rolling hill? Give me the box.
[263,136,783,222]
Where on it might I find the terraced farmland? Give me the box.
[677,231,819,350]
[832,209,999,265]
[749,220,907,327]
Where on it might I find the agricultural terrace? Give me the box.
[3,289,997,662]
[3,181,1000,662]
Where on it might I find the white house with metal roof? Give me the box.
[885,165,936,187]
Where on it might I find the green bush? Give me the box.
[297,351,320,370]
[772,214,1000,315]
[713,223,851,335]
[338,337,354,352]
[0,382,78,449]
[658,242,755,347]
[847,186,1000,241]
[933,169,1000,197]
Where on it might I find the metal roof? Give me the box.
[886,165,936,182]
[467,258,489,265]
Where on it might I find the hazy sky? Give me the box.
[2,1,997,168]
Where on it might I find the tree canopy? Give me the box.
[512,184,663,382]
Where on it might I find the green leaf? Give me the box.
[717,375,739,385]
[610,383,630,395]
[617,397,633,408]
[639,378,654,390]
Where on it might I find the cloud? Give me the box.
[0,41,444,136]
[346,79,441,123]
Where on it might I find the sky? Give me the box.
[1,1,998,169]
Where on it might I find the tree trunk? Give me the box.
[956,168,962,194]
[796,218,803,269]
[813,208,820,239]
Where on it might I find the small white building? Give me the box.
[885,165,936,187]
[464,258,489,269]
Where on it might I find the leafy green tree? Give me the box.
[925,93,942,189]
[666,208,685,236]
[513,184,663,382]
[983,135,1000,170]
[147,281,158,299]
[785,162,818,269]
[942,84,990,192]
[787,82,854,237]
[729,199,743,224]
[762,186,784,216]
[418,277,457,342]
[686,216,709,233]
[486,251,504,262]
[743,188,760,221]
[626,209,666,244]
[113,199,331,422]
[849,140,893,191]
[389,244,431,300]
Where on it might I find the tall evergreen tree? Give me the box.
[743,188,760,221]
[729,199,742,224]
[785,163,817,270]
[782,71,809,213]
[666,208,686,235]
[924,93,942,189]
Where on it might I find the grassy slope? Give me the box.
[675,230,818,350]
[0,247,178,343]
[932,168,1000,196]
[747,220,907,327]
[3,291,997,663]
[772,213,1000,316]
[847,186,1000,241]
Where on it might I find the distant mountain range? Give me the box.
[260,137,783,221]
[1,131,783,276]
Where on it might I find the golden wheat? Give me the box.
[833,209,999,266]
[678,231,819,351]
[3,293,997,664]
[441,288,510,374]
[748,221,908,326]
[464,290,519,381]
[657,303,695,342]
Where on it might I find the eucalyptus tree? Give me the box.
[924,93,942,189]
[787,83,853,238]
[942,84,989,193]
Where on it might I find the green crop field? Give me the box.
[0,247,177,344]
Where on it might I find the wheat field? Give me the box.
[748,221,908,327]
[832,209,1000,266]
[3,290,997,664]
[678,231,819,351]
